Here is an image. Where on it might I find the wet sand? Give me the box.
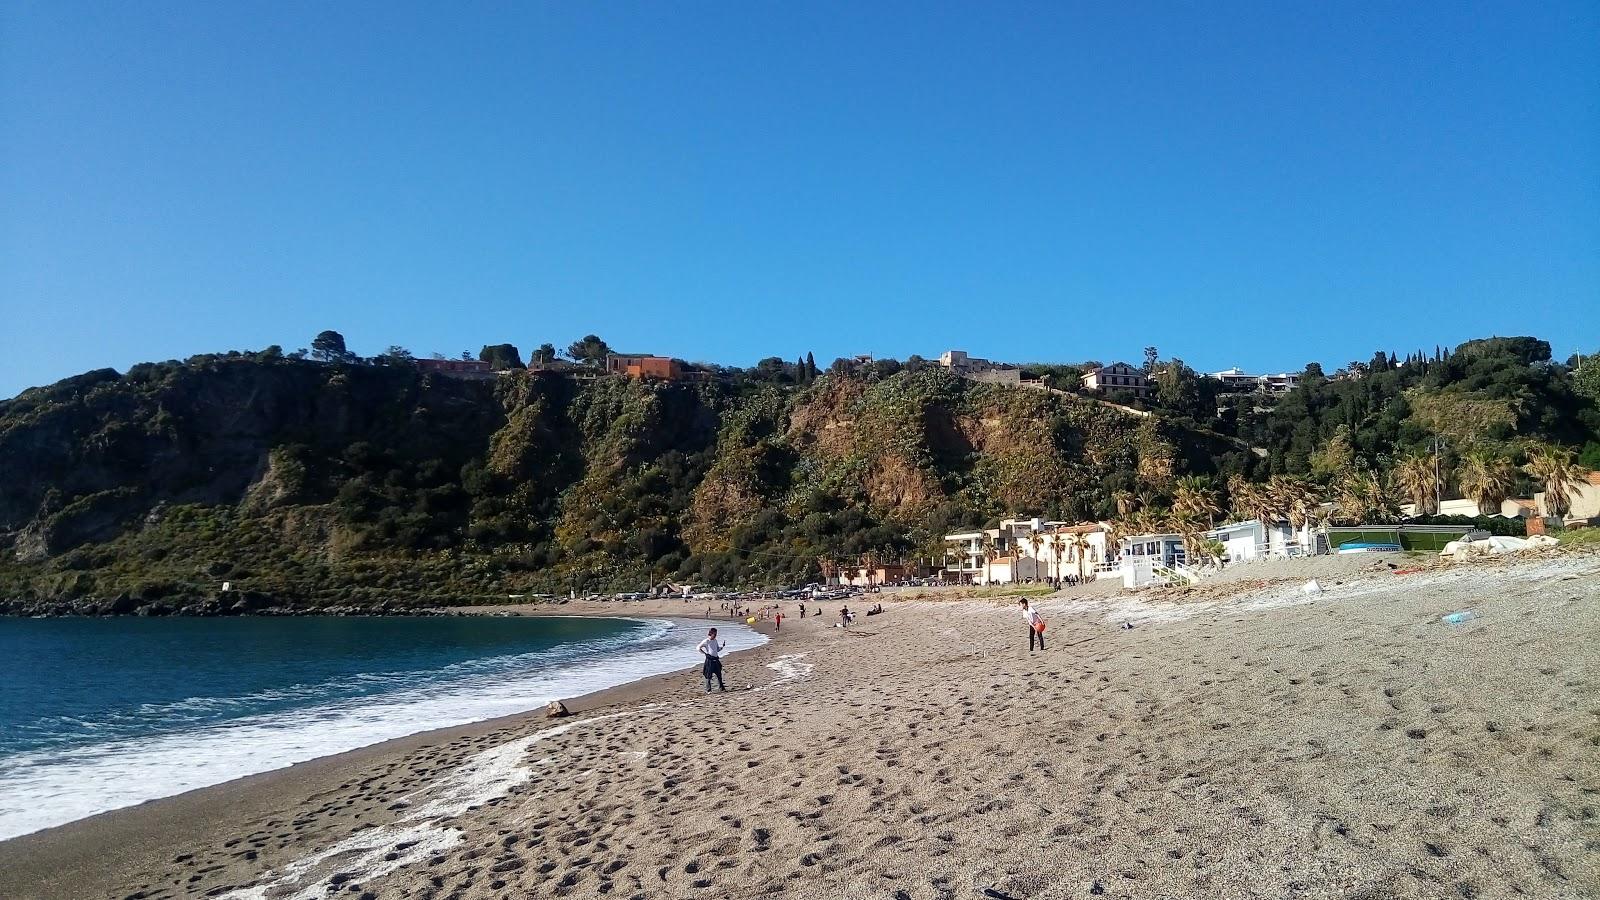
[2,552,1597,899]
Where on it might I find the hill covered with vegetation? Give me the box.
[1,334,1596,614]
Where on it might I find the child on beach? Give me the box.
[697,628,727,693]
[1021,599,1045,652]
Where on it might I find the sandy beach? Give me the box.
[2,551,1597,900]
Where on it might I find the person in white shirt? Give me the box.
[697,628,727,693]
[1020,598,1045,652]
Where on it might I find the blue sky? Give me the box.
[3,2,1596,398]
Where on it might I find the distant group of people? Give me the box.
[695,597,895,690]
[706,601,753,620]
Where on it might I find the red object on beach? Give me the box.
[1034,621,1047,633]
[1392,568,1422,575]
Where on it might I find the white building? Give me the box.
[1081,363,1153,398]
[1203,518,1322,563]
[940,350,1021,385]
[943,518,1115,585]
[1117,532,1187,568]
[943,530,988,583]
[1398,498,1537,519]
[939,350,992,373]
[1046,522,1114,582]
[1207,367,1301,394]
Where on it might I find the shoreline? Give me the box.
[4,551,1595,899]
[0,613,796,893]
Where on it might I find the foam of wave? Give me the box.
[6,619,677,755]
[763,653,814,686]
[219,712,631,900]
[0,619,763,840]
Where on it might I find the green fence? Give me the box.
[1326,526,1474,553]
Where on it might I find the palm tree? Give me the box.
[1226,474,1255,519]
[1173,475,1221,527]
[1048,532,1067,583]
[1072,533,1092,580]
[1112,490,1137,518]
[941,542,961,583]
[1026,527,1045,583]
[980,533,997,585]
[1233,478,1281,528]
[1267,475,1320,529]
[1265,475,1321,554]
[1103,518,1126,563]
[1169,508,1205,565]
[1457,448,1516,516]
[1391,451,1438,516]
[1333,468,1397,524]
[1523,442,1586,518]
[1125,505,1167,541]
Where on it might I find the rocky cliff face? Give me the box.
[1,358,502,562]
[0,356,1234,612]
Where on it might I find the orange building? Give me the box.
[605,353,682,380]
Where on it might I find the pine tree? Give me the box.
[805,352,817,380]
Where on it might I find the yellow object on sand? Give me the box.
[747,616,757,624]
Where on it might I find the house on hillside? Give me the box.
[605,353,683,380]
[939,350,990,373]
[1207,368,1301,394]
[1080,363,1152,398]
[940,350,1022,386]
[415,358,495,379]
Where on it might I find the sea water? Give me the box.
[0,614,763,840]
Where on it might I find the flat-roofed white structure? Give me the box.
[943,518,1113,584]
[1207,368,1301,394]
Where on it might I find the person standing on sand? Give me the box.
[1021,599,1045,652]
[698,627,727,693]
[775,612,783,631]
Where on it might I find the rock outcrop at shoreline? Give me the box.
[0,590,456,618]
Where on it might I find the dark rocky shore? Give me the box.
[0,589,464,618]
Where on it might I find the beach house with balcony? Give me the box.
[1203,518,1324,563]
